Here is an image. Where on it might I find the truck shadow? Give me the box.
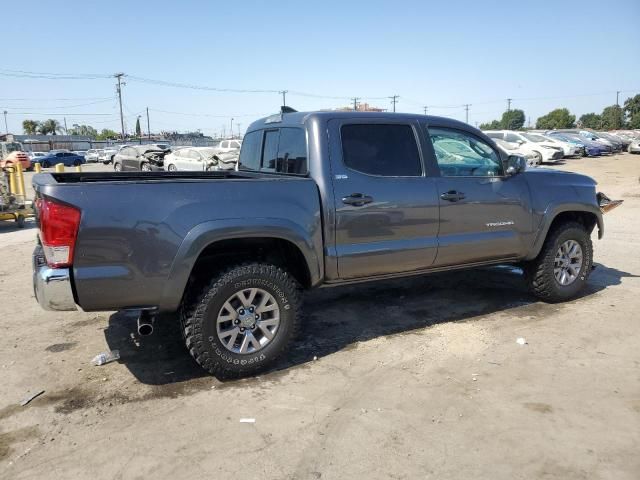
[103,263,637,386]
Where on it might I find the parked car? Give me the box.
[29,152,47,161]
[547,132,608,156]
[216,139,242,152]
[73,150,87,158]
[537,134,582,157]
[84,149,100,162]
[100,145,124,164]
[32,110,621,378]
[579,131,620,152]
[493,139,538,166]
[113,145,169,171]
[31,151,86,168]
[0,141,31,171]
[628,137,640,154]
[483,130,563,163]
[599,132,629,151]
[164,147,238,171]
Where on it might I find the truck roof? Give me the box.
[246,110,474,133]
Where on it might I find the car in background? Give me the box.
[84,149,100,162]
[113,145,170,171]
[216,139,242,152]
[164,147,238,172]
[580,131,620,152]
[599,132,629,151]
[493,139,538,166]
[484,130,563,163]
[628,137,640,154]
[547,132,607,156]
[0,141,32,171]
[538,134,582,157]
[73,150,87,158]
[31,151,86,168]
[28,151,47,161]
[100,145,124,164]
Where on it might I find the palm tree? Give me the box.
[22,119,40,135]
[38,119,63,135]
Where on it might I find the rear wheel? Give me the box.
[73,160,81,167]
[524,221,593,302]
[168,164,177,172]
[114,162,122,172]
[42,161,51,168]
[181,263,301,378]
[16,215,25,228]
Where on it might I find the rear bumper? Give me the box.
[33,246,77,311]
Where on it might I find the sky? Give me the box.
[1,0,639,137]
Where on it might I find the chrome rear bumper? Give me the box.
[33,246,77,311]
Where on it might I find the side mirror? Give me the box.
[506,155,527,175]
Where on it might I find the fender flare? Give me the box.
[525,202,603,260]
[159,217,322,311]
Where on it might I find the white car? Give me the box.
[539,135,581,157]
[29,152,46,160]
[84,149,100,162]
[493,139,538,167]
[99,145,124,164]
[164,147,238,172]
[484,130,564,163]
[216,139,242,153]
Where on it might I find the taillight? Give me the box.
[39,198,81,268]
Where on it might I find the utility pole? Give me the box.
[230,118,234,139]
[389,95,399,113]
[507,98,512,112]
[63,117,68,134]
[423,106,428,115]
[222,125,226,138]
[3,110,8,134]
[351,97,360,111]
[279,90,288,107]
[616,90,620,107]
[464,104,470,124]
[237,123,242,138]
[146,107,151,140]
[115,73,126,140]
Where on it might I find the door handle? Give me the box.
[440,190,466,202]
[342,193,374,206]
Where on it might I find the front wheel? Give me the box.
[532,150,543,165]
[141,162,152,172]
[167,164,177,172]
[181,263,301,378]
[524,221,593,302]
[114,162,122,172]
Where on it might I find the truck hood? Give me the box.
[523,167,597,189]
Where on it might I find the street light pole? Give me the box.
[3,111,7,134]
[230,118,234,139]
[115,73,126,141]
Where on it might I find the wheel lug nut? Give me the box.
[239,308,245,315]
[249,307,254,313]
[234,319,240,325]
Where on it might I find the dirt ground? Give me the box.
[1,155,639,480]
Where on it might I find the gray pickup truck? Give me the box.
[33,110,617,378]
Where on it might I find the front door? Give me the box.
[424,125,533,266]
[328,119,440,279]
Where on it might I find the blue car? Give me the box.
[547,132,605,156]
[32,151,86,168]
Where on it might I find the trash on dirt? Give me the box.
[516,337,527,345]
[91,350,120,366]
[20,390,45,406]
[313,356,318,361]
[239,418,256,423]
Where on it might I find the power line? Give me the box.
[0,98,117,110]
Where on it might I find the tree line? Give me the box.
[479,94,640,131]
[22,118,123,140]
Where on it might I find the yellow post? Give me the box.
[55,163,65,173]
[7,166,17,194]
[34,163,42,173]
[15,162,26,199]
[75,165,82,172]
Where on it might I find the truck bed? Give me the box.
[33,171,323,312]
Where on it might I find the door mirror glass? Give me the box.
[506,155,527,175]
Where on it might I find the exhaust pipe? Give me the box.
[137,311,155,336]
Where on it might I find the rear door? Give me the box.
[423,124,533,265]
[328,119,440,279]
[121,147,137,170]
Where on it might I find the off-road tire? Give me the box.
[181,263,301,378]
[524,221,593,303]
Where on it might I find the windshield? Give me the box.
[522,133,548,143]
[4,142,23,154]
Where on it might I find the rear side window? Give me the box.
[341,124,422,176]
[277,128,307,174]
[239,128,308,175]
[238,131,261,170]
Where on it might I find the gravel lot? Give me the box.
[1,155,639,479]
